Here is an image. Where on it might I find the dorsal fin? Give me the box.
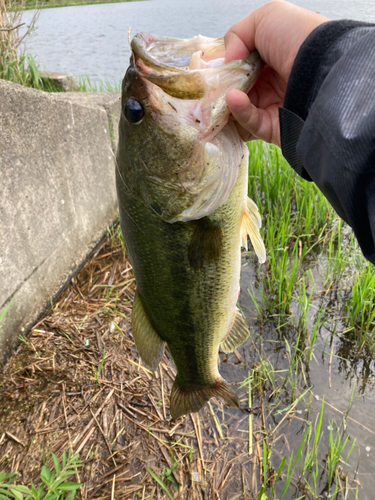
[241,197,266,263]
[221,308,250,353]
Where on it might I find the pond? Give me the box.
[22,0,375,85]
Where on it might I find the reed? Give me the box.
[0,0,40,85]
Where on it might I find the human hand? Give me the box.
[224,0,329,146]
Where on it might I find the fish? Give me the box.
[116,32,266,419]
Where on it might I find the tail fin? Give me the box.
[170,377,239,419]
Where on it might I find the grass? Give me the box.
[1,0,40,86]
[233,140,375,498]
[247,141,335,319]
[75,75,121,92]
[0,450,82,500]
[247,140,375,348]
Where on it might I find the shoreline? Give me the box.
[24,0,145,10]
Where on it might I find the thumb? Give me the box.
[226,89,280,146]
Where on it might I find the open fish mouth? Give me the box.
[122,33,264,223]
[131,32,263,101]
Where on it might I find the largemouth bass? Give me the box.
[116,33,266,419]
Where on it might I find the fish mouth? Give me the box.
[131,32,264,100]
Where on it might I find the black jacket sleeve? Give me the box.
[279,21,375,264]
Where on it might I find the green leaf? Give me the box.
[9,487,23,500]
[56,483,82,491]
[51,455,60,476]
[12,486,30,495]
[37,485,44,499]
[65,490,78,500]
[29,482,39,500]
[0,488,12,497]
[40,466,53,487]
[0,297,14,323]
[43,493,58,500]
[146,469,173,500]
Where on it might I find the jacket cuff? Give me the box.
[279,108,311,180]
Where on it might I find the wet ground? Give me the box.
[236,254,375,499]
[0,229,374,499]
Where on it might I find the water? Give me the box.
[236,255,375,499]
[22,0,375,84]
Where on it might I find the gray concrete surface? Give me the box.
[39,71,80,92]
[53,92,121,153]
[0,80,121,366]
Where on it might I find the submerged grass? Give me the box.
[247,140,375,348]
[240,140,375,497]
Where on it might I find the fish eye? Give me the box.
[124,98,144,124]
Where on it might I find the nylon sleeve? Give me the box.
[279,21,375,264]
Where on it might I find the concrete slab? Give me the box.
[39,71,80,92]
[53,92,121,153]
[0,80,119,366]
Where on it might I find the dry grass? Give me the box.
[0,224,267,500]
[0,0,40,83]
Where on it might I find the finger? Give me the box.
[231,121,256,142]
[224,31,251,63]
[226,89,280,146]
[224,11,256,63]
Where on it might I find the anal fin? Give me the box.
[170,377,239,419]
[132,291,165,371]
[241,196,266,263]
[188,217,223,271]
[221,308,250,353]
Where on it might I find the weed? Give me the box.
[75,75,121,92]
[0,450,82,500]
[146,468,174,500]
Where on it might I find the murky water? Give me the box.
[234,254,375,499]
[22,0,375,84]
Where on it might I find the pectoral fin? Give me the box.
[221,308,250,353]
[170,377,239,419]
[188,217,223,271]
[131,291,165,371]
[241,197,266,263]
